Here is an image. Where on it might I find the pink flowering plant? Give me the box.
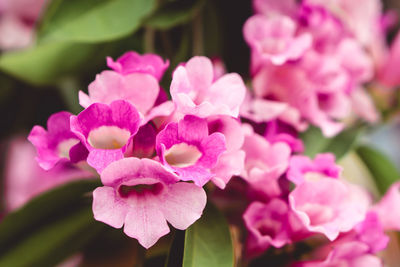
[2,0,400,266]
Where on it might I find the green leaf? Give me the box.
[300,125,364,160]
[0,207,104,267]
[0,41,96,85]
[145,0,205,30]
[38,0,156,43]
[356,145,400,194]
[0,179,101,251]
[183,203,234,267]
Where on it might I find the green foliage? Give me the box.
[0,179,103,267]
[300,125,365,160]
[0,42,95,85]
[146,0,205,30]
[183,203,234,267]
[38,0,156,43]
[356,145,400,194]
[0,0,155,85]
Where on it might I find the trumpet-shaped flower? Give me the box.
[244,14,312,67]
[289,178,370,241]
[170,56,246,118]
[287,153,341,185]
[28,111,86,170]
[242,132,291,198]
[79,70,160,117]
[70,100,141,172]
[244,199,292,254]
[107,51,169,81]
[156,115,226,187]
[92,157,207,248]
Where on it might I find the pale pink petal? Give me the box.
[123,195,170,249]
[92,187,128,228]
[160,182,207,229]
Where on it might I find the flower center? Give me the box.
[300,203,334,226]
[304,172,327,182]
[88,126,131,149]
[164,143,202,168]
[255,218,281,238]
[57,138,80,159]
[118,183,163,197]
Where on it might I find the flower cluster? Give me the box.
[25,52,247,248]
[242,0,388,137]
[8,0,398,265]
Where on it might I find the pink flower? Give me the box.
[243,199,292,254]
[156,115,226,187]
[207,115,246,189]
[264,120,304,153]
[243,14,312,67]
[372,181,400,231]
[379,30,400,88]
[5,138,92,211]
[0,0,46,50]
[287,153,342,185]
[79,70,160,117]
[107,51,169,81]
[253,0,297,17]
[70,100,141,173]
[353,211,389,253]
[240,91,308,133]
[28,111,87,170]
[131,123,157,159]
[252,64,345,137]
[304,0,384,48]
[92,157,206,248]
[170,56,246,118]
[289,178,370,241]
[298,4,345,52]
[294,241,383,267]
[242,131,291,198]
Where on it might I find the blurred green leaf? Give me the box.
[300,125,365,160]
[183,203,234,267]
[356,145,400,194]
[0,179,100,251]
[38,0,156,43]
[146,0,205,30]
[0,207,104,267]
[0,42,96,85]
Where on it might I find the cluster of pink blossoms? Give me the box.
[242,0,400,137]
[2,0,397,265]
[21,49,400,265]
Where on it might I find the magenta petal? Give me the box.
[161,182,207,230]
[198,132,227,168]
[123,195,170,249]
[107,51,169,80]
[28,111,77,170]
[92,187,128,228]
[178,115,209,143]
